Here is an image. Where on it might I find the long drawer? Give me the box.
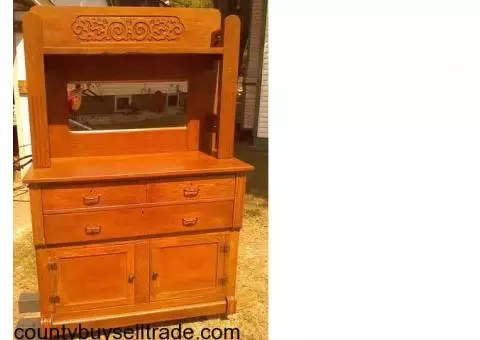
[147,175,235,203]
[42,182,146,212]
[43,201,234,244]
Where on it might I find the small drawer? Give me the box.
[144,201,234,234]
[43,208,147,244]
[147,175,235,203]
[42,182,146,212]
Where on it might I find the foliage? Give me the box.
[169,0,213,8]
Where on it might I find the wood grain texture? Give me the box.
[150,232,227,301]
[54,293,226,323]
[225,231,240,298]
[52,301,227,330]
[144,201,234,235]
[225,295,237,315]
[217,15,241,158]
[23,12,51,168]
[45,54,212,82]
[29,185,45,245]
[212,60,221,156]
[42,181,146,212]
[49,243,135,313]
[134,241,150,304]
[43,201,233,244]
[35,249,53,319]
[44,46,223,55]
[233,173,247,229]
[188,62,217,152]
[44,208,147,245]
[23,152,253,184]
[30,6,221,52]
[147,175,235,203]
[52,128,188,158]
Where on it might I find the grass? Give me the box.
[13,143,268,339]
[13,227,38,303]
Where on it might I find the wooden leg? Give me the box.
[40,316,53,338]
[225,295,237,315]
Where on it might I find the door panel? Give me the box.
[50,243,135,313]
[150,233,227,301]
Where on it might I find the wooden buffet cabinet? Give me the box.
[22,6,253,330]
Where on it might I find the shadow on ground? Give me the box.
[234,142,268,199]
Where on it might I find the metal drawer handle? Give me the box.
[182,217,198,227]
[83,194,100,206]
[128,273,135,284]
[85,226,101,235]
[183,187,200,198]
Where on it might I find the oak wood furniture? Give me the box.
[22,6,253,331]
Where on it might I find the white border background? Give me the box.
[270,1,480,339]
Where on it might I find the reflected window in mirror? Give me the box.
[67,81,188,132]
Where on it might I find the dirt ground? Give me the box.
[13,143,268,340]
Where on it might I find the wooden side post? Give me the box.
[29,184,45,246]
[188,61,216,152]
[217,15,241,159]
[23,12,51,168]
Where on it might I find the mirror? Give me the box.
[67,81,188,132]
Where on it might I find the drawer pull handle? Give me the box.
[85,226,102,235]
[183,187,200,198]
[83,195,100,206]
[128,273,135,284]
[182,217,198,227]
[152,272,158,280]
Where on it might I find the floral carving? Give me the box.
[71,16,185,42]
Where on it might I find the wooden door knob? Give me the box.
[128,273,135,283]
[152,272,158,280]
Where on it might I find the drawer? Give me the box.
[147,175,235,203]
[43,201,233,244]
[44,209,147,244]
[144,201,234,234]
[42,182,146,212]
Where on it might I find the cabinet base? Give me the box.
[48,300,229,331]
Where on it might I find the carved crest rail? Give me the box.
[71,16,185,42]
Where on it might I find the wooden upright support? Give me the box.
[217,15,241,159]
[23,12,51,168]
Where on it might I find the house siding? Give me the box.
[13,30,33,177]
[256,17,268,139]
[88,82,187,96]
[242,0,266,130]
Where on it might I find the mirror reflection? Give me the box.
[67,81,188,131]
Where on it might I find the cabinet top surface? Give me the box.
[23,152,253,184]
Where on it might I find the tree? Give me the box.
[169,0,212,7]
[212,0,251,74]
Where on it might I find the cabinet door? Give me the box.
[49,243,135,313]
[150,233,227,301]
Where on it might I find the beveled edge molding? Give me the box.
[71,16,185,42]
